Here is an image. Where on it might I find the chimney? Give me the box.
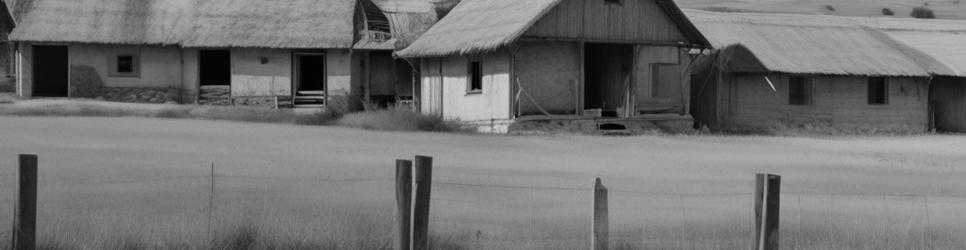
[429,0,461,19]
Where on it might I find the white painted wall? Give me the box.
[425,50,512,122]
[69,44,183,88]
[230,48,292,97]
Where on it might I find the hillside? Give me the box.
[678,0,966,19]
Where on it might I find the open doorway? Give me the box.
[198,50,231,105]
[293,53,326,107]
[199,50,231,86]
[584,43,633,117]
[32,45,69,97]
[930,76,966,132]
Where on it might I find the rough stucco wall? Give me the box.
[69,44,182,88]
[181,48,200,103]
[516,41,579,115]
[439,50,512,122]
[635,46,687,114]
[328,49,358,112]
[230,48,292,97]
[725,74,928,132]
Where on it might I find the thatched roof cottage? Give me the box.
[685,10,966,133]
[396,0,710,133]
[10,0,434,110]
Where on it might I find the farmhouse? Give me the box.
[685,10,966,133]
[396,0,710,133]
[9,0,433,110]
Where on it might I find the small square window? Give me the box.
[110,54,140,77]
[868,77,888,105]
[117,55,134,73]
[468,60,482,93]
[788,76,812,106]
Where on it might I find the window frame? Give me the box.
[604,0,623,6]
[108,53,140,78]
[787,75,813,106]
[867,77,889,105]
[651,63,681,98]
[466,58,483,94]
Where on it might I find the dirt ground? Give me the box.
[0,116,964,249]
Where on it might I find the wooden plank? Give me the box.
[592,178,608,250]
[755,174,781,250]
[412,156,433,250]
[395,160,413,250]
[13,154,37,250]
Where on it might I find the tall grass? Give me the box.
[0,100,466,132]
[336,105,463,132]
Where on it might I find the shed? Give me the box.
[685,9,966,133]
[8,0,421,111]
[397,0,709,133]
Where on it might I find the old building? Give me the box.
[397,0,710,133]
[10,0,432,110]
[686,10,966,133]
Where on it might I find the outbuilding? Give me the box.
[397,0,710,133]
[10,0,431,110]
[685,10,966,133]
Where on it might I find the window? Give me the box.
[604,0,623,5]
[467,59,482,93]
[868,77,888,105]
[652,63,681,98]
[109,54,139,77]
[788,76,812,105]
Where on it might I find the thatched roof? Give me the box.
[683,9,966,77]
[10,0,357,48]
[354,1,438,50]
[396,0,708,58]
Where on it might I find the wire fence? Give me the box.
[1,159,965,249]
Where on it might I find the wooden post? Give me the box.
[592,177,608,250]
[412,156,433,250]
[396,160,413,250]
[13,154,37,250]
[755,174,781,250]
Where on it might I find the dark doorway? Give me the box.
[294,53,326,107]
[199,50,231,86]
[930,76,966,132]
[584,43,633,117]
[32,45,68,97]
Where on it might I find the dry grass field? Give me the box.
[678,0,966,19]
[0,116,965,249]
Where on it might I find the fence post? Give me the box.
[396,160,413,250]
[13,154,37,250]
[755,174,781,250]
[592,178,609,250]
[412,156,433,250]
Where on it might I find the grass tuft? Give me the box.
[336,105,463,132]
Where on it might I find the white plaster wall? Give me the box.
[230,48,292,97]
[181,48,200,103]
[69,44,183,88]
[438,51,512,122]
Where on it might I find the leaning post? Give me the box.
[755,173,781,250]
[412,156,433,250]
